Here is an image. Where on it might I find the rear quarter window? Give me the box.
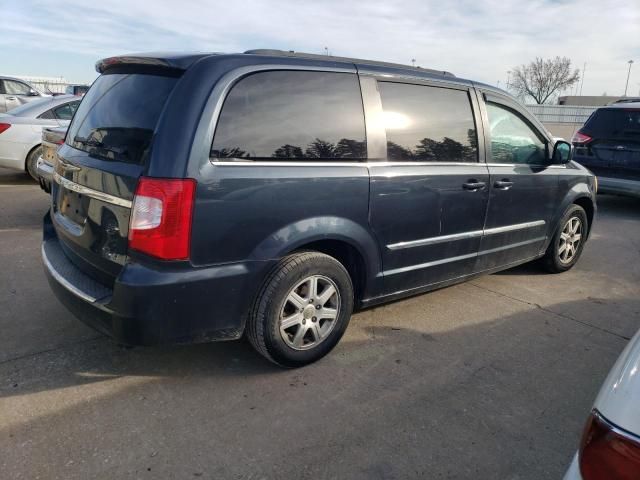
[66,73,177,164]
[211,71,366,161]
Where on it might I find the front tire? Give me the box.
[543,204,588,273]
[26,145,42,181]
[247,252,354,367]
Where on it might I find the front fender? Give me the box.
[545,179,596,250]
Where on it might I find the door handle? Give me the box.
[494,179,514,190]
[5,96,16,101]
[462,180,486,191]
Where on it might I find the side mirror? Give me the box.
[28,89,40,97]
[552,140,572,164]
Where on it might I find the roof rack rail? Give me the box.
[243,49,455,77]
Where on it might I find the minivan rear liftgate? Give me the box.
[47,71,180,285]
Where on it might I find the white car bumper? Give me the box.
[563,453,582,480]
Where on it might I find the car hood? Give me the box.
[594,327,640,436]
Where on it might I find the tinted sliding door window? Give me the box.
[211,71,366,161]
[486,103,547,165]
[378,82,478,162]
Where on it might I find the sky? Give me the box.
[2,0,639,99]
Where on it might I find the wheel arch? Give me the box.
[572,196,595,237]
[248,216,383,305]
[24,142,42,172]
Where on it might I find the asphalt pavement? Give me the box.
[1,167,639,479]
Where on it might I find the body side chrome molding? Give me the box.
[388,220,546,251]
[383,252,478,276]
[388,229,483,250]
[53,172,132,208]
[41,244,97,303]
[483,220,546,236]
[383,236,546,276]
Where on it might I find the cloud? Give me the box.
[2,0,639,96]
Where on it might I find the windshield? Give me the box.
[66,73,178,164]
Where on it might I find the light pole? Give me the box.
[579,62,586,96]
[324,46,329,56]
[411,58,416,67]
[624,60,634,96]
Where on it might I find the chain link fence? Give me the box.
[13,76,75,94]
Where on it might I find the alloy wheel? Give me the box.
[558,216,582,264]
[279,275,341,350]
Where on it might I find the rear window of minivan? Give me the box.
[66,73,177,164]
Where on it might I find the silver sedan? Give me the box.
[0,95,80,179]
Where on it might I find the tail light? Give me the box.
[128,177,197,260]
[579,409,640,480]
[0,123,11,134]
[572,131,593,145]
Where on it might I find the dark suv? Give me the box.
[43,50,596,367]
[572,103,640,198]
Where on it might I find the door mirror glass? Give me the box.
[552,140,572,164]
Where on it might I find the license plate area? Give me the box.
[57,187,90,226]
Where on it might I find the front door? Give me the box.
[475,94,559,272]
[366,79,489,295]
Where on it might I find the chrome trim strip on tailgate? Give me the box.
[53,172,132,208]
[42,243,97,303]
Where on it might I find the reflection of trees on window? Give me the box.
[334,138,366,159]
[305,139,337,158]
[386,132,477,162]
[272,144,304,158]
[212,147,248,158]
[212,138,366,160]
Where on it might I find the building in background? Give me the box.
[558,95,622,106]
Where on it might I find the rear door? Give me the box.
[51,72,178,284]
[475,93,558,271]
[365,77,489,295]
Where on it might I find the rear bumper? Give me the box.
[597,176,640,198]
[36,156,53,193]
[43,211,271,345]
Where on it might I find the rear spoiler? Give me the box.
[95,53,210,74]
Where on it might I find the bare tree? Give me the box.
[510,57,580,104]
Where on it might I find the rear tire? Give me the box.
[542,204,588,273]
[247,252,354,367]
[26,145,42,181]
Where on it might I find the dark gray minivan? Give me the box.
[43,50,596,366]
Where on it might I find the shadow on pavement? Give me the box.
[0,297,635,479]
[0,167,37,186]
